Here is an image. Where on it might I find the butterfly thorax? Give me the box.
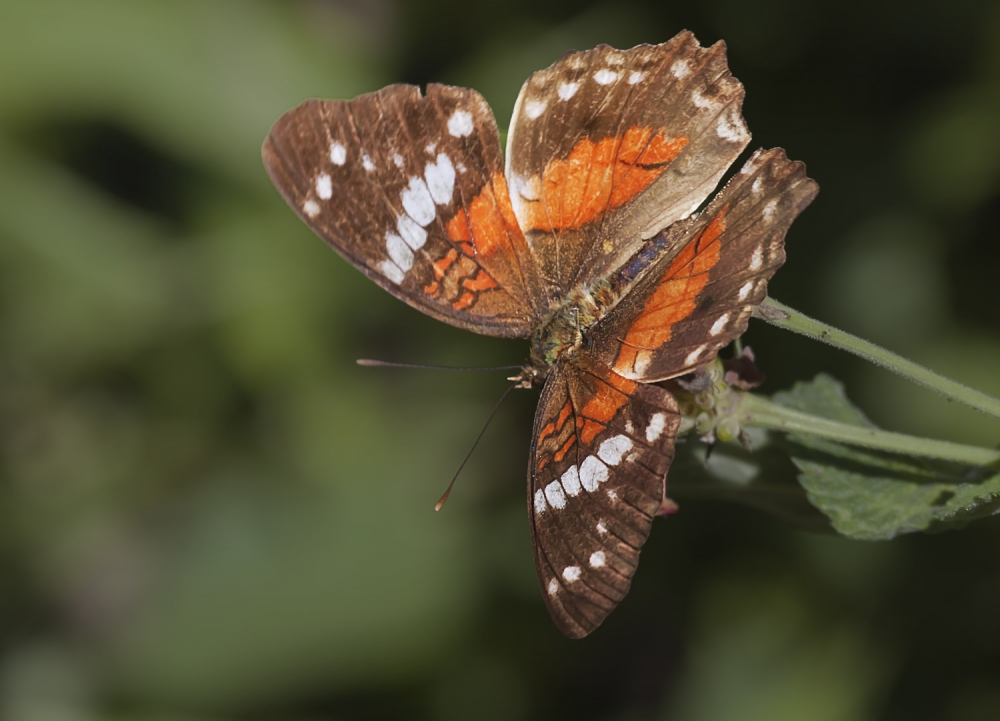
[528,279,618,373]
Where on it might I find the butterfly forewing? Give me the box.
[529,361,680,638]
[263,84,545,338]
[505,32,750,294]
[592,148,820,382]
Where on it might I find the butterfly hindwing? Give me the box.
[505,32,750,294]
[262,84,545,338]
[529,360,680,638]
[592,148,820,382]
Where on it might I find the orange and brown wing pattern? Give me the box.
[529,360,680,638]
[505,32,750,293]
[262,84,546,338]
[590,148,819,381]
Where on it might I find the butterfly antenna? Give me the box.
[357,358,522,372]
[435,383,518,512]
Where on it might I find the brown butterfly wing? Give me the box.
[591,148,819,381]
[263,84,546,338]
[528,360,681,638]
[505,32,750,294]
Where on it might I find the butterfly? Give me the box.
[262,30,818,638]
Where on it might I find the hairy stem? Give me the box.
[755,297,1000,421]
[740,393,1000,466]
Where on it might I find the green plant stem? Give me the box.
[755,297,1000,422]
[740,393,1000,466]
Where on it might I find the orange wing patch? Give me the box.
[446,172,525,260]
[576,370,637,444]
[536,370,637,473]
[462,269,498,292]
[425,176,523,309]
[431,172,530,311]
[613,208,728,377]
[519,127,687,233]
[422,243,497,310]
[539,401,574,445]
[537,400,576,471]
[553,434,577,463]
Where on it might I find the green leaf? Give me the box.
[771,375,1000,540]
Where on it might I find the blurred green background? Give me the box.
[2,1,1000,719]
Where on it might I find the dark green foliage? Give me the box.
[773,375,1000,540]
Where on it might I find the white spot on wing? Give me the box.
[561,465,582,496]
[763,199,778,222]
[448,109,474,137]
[646,412,667,442]
[362,154,376,172]
[379,259,404,285]
[316,173,332,200]
[397,214,427,250]
[329,141,346,165]
[628,70,646,84]
[633,349,652,376]
[596,521,607,534]
[624,420,634,434]
[741,155,761,175]
[598,435,633,466]
[393,153,404,169]
[425,142,437,154]
[717,114,747,142]
[684,345,707,367]
[385,232,413,272]
[558,81,579,100]
[589,551,606,568]
[544,480,567,510]
[424,153,455,205]
[563,566,581,582]
[302,199,320,218]
[738,280,754,301]
[593,68,619,85]
[692,90,713,109]
[401,176,436,226]
[670,59,691,78]
[548,578,559,595]
[516,174,542,200]
[580,455,609,491]
[710,313,731,337]
[525,99,547,119]
[752,177,762,194]
[534,489,547,514]
[749,246,764,271]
